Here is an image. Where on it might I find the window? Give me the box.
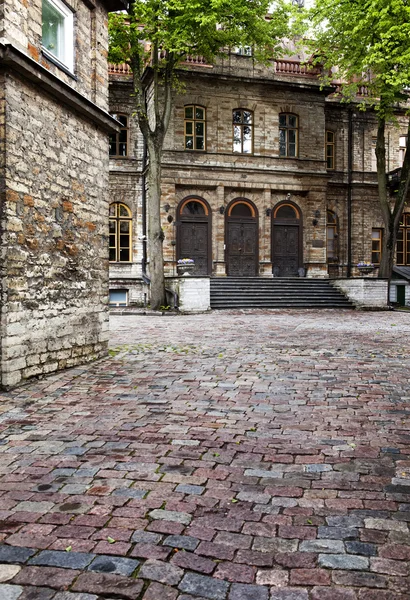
[233,109,253,153]
[279,114,298,157]
[42,0,74,71]
[371,228,383,265]
[327,211,338,263]
[326,131,335,169]
[109,203,132,262]
[399,135,407,166]
[184,106,206,151]
[109,290,128,307]
[109,115,128,157]
[371,136,377,171]
[235,46,252,56]
[397,214,410,266]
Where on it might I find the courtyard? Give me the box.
[0,309,409,599]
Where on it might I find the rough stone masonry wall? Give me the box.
[2,0,110,110]
[0,73,110,388]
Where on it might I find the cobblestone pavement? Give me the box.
[0,309,410,600]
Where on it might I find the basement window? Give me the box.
[42,0,74,71]
[109,289,128,307]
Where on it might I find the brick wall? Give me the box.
[0,72,110,388]
[2,0,110,109]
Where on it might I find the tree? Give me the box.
[108,0,297,309]
[308,0,410,278]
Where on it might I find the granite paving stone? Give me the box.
[29,550,95,570]
[87,555,139,576]
[0,311,410,598]
[0,585,23,600]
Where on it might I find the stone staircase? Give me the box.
[210,277,354,309]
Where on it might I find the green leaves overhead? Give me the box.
[308,0,410,116]
[108,0,297,72]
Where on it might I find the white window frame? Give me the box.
[42,0,74,72]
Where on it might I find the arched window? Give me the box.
[279,113,298,157]
[109,115,128,157]
[109,203,132,262]
[184,106,206,150]
[275,204,298,220]
[233,109,253,153]
[327,210,338,263]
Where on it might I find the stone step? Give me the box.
[209,278,354,309]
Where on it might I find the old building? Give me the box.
[107,54,410,308]
[0,0,124,387]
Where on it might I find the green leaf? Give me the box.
[107,536,116,544]
[65,546,72,552]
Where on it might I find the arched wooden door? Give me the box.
[177,197,211,275]
[272,202,302,277]
[226,200,258,277]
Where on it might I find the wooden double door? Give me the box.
[226,201,258,277]
[272,203,302,277]
[178,198,211,275]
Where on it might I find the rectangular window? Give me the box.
[109,115,129,157]
[42,0,74,71]
[184,106,206,151]
[371,228,383,265]
[371,136,377,172]
[399,135,407,167]
[109,290,128,307]
[279,113,298,158]
[326,131,335,169]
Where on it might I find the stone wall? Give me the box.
[166,277,211,313]
[2,0,110,109]
[332,279,388,309]
[0,72,110,388]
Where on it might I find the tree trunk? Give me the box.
[378,117,410,279]
[146,138,166,310]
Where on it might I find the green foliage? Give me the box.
[308,0,410,117]
[109,0,298,72]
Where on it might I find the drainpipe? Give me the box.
[347,108,353,278]
[141,135,148,279]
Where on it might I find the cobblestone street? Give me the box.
[0,309,410,599]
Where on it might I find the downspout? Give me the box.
[141,135,148,279]
[347,108,353,278]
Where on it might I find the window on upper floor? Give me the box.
[235,46,252,56]
[184,106,206,151]
[233,109,253,153]
[279,113,298,157]
[326,131,335,170]
[371,136,378,172]
[371,228,383,265]
[399,135,408,167]
[109,202,132,262]
[42,0,74,71]
[109,115,129,157]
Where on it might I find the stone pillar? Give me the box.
[214,184,226,276]
[162,182,176,277]
[259,188,273,277]
[304,189,328,278]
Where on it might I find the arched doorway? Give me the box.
[272,202,302,277]
[226,199,258,277]
[177,197,211,275]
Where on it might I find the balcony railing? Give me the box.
[108,62,132,75]
[108,57,321,77]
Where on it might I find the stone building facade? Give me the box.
[0,0,124,387]
[107,55,410,307]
